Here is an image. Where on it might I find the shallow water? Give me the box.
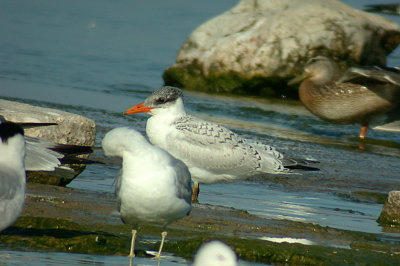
[0,249,188,266]
[1,0,400,264]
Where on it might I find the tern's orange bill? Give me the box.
[123,103,154,114]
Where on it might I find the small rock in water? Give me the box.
[377,191,400,226]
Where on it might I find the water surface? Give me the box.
[1,0,400,264]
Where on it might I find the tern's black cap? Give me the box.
[0,122,24,143]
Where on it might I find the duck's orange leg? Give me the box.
[359,125,368,139]
[191,182,199,202]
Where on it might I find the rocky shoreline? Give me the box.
[1,183,399,265]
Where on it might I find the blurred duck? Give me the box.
[289,56,400,139]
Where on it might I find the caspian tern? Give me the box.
[0,122,26,231]
[193,240,238,266]
[124,86,319,202]
[102,127,191,264]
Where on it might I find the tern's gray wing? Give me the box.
[25,136,65,152]
[24,136,91,177]
[249,140,319,171]
[25,137,63,171]
[169,115,285,175]
[0,168,22,200]
[0,167,25,231]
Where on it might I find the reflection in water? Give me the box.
[259,236,316,246]
[201,181,383,234]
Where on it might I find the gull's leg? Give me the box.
[129,229,137,266]
[155,231,168,260]
[191,182,199,202]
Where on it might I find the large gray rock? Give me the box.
[378,191,400,226]
[163,0,400,97]
[0,100,95,146]
[0,99,96,186]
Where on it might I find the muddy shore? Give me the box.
[1,183,399,265]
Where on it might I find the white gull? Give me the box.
[102,127,192,264]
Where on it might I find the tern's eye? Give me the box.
[155,97,167,104]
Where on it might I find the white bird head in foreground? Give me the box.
[124,86,185,116]
[0,121,26,168]
[101,126,151,157]
[193,240,238,266]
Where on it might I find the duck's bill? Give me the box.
[288,72,309,85]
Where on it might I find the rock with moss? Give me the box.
[378,191,400,226]
[163,0,400,97]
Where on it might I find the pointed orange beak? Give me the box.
[123,103,154,114]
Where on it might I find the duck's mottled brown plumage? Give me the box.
[290,56,400,138]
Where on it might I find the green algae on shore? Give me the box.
[1,184,400,265]
[1,216,400,265]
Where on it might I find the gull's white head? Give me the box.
[102,127,149,157]
[193,240,238,266]
[123,86,185,116]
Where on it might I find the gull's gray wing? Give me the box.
[115,169,123,213]
[172,157,192,205]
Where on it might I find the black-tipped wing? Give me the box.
[166,115,287,175]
